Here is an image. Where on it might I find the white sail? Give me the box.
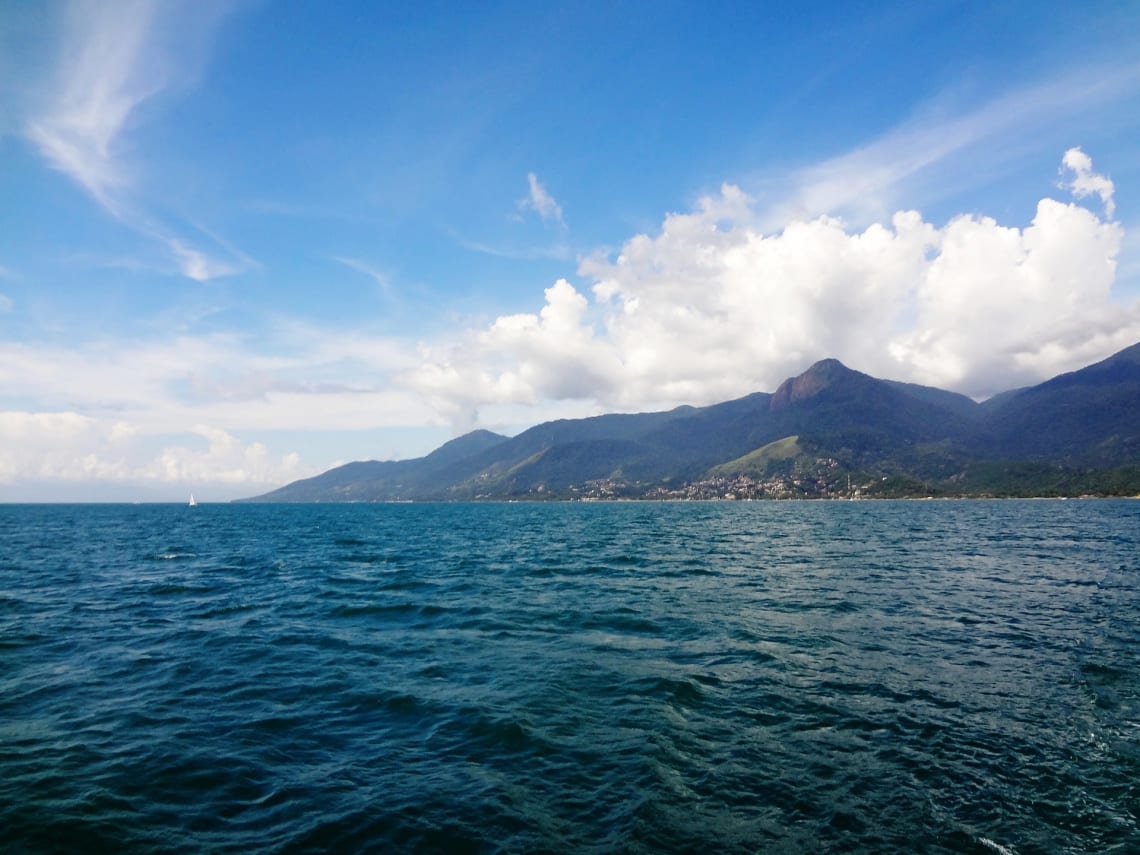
[189,493,197,507]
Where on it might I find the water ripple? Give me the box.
[1,500,1138,852]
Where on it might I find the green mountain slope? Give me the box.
[248,428,509,501]
[709,436,804,477]
[241,342,1140,501]
[981,342,1140,463]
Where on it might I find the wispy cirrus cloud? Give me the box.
[451,233,574,262]
[769,61,1140,229]
[25,1,153,210]
[0,323,427,432]
[330,255,397,302]
[450,172,572,262]
[24,0,251,282]
[518,172,565,227]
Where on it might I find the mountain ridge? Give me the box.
[241,343,1140,501]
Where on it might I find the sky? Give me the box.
[2,0,1140,502]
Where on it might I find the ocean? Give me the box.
[1,500,1137,853]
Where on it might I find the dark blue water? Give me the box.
[1,500,1137,853]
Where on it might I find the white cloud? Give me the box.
[144,424,305,486]
[518,172,565,226]
[770,62,1140,229]
[407,278,619,425]
[889,196,1126,391]
[0,293,11,313]
[25,0,250,281]
[0,324,435,435]
[406,151,1135,421]
[0,310,453,492]
[0,412,117,483]
[330,255,398,302]
[451,231,574,262]
[0,411,307,490]
[1060,146,1115,218]
[23,0,153,209]
[0,318,445,495]
[168,238,242,282]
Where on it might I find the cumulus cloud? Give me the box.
[0,412,128,483]
[145,425,304,486]
[518,172,565,226]
[0,319,445,495]
[25,0,250,281]
[407,151,1135,421]
[408,278,618,424]
[1060,146,1115,218]
[0,320,444,495]
[0,412,305,490]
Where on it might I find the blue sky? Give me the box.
[2,0,1139,501]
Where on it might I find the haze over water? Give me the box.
[2,500,1137,852]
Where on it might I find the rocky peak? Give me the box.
[769,358,852,411]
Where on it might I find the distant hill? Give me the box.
[981,343,1140,463]
[241,342,1140,501]
[255,429,509,502]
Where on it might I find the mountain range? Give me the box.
[242,342,1140,501]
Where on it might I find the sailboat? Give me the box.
[189,493,198,507]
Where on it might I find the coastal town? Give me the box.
[565,456,874,501]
